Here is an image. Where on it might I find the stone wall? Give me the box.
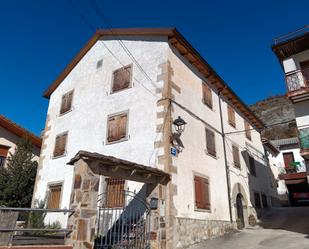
[172,218,235,249]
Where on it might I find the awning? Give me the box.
[285,179,307,185]
[68,151,170,185]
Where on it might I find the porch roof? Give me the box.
[68,151,170,185]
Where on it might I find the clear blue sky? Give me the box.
[0,0,308,135]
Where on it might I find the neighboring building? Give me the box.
[268,137,308,206]
[33,28,277,249]
[272,25,309,203]
[0,115,41,167]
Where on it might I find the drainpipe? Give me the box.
[218,89,233,223]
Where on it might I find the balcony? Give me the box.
[285,68,309,102]
[299,127,309,160]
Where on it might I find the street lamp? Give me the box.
[173,116,187,134]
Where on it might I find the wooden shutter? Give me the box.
[228,105,236,127]
[206,128,216,157]
[106,178,125,208]
[0,145,9,157]
[47,184,62,209]
[244,121,251,140]
[112,65,132,92]
[202,84,213,108]
[60,91,73,114]
[107,113,127,142]
[53,133,68,157]
[233,145,240,168]
[283,152,294,168]
[194,176,210,210]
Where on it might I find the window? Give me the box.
[227,105,236,128]
[112,65,132,93]
[194,175,210,210]
[248,155,256,176]
[53,132,68,158]
[205,128,216,157]
[283,152,294,168]
[107,112,128,143]
[60,90,74,115]
[244,121,251,140]
[261,193,268,208]
[232,145,241,168]
[300,60,309,85]
[254,192,261,209]
[105,178,125,208]
[96,59,103,70]
[0,145,9,167]
[202,83,213,109]
[47,184,62,209]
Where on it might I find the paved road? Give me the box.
[188,207,309,249]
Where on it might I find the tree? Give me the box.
[0,138,38,207]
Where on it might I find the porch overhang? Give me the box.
[68,151,171,185]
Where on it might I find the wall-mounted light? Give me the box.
[173,116,187,134]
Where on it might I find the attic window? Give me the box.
[112,65,132,93]
[96,59,103,70]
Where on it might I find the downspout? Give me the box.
[218,89,233,223]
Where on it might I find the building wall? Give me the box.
[33,36,169,224]
[0,126,40,164]
[283,50,309,73]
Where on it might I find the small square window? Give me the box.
[96,59,103,70]
[107,112,128,143]
[205,128,216,157]
[112,65,132,93]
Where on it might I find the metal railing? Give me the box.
[285,68,309,92]
[299,127,309,150]
[273,25,309,45]
[0,207,74,246]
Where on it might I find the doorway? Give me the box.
[236,194,245,229]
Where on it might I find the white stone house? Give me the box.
[33,28,277,249]
[0,114,41,167]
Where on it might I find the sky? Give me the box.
[0,0,308,135]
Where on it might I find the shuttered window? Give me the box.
[112,65,132,93]
[244,121,251,140]
[194,175,210,210]
[227,105,236,127]
[232,145,241,168]
[107,113,128,143]
[105,178,125,208]
[248,155,256,176]
[205,128,216,157]
[254,192,261,209]
[202,83,213,109]
[60,90,74,115]
[0,145,9,167]
[47,184,62,209]
[53,133,68,157]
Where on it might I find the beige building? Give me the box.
[0,115,41,167]
[34,28,277,249]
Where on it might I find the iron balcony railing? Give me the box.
[0,207,74,246]
[285,68,309,92]
[299,127,309,151]
[273,25,309,45]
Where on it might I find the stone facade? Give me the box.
[66,159,100,249]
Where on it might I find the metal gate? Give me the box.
[95,190,151,249]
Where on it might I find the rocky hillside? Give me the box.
[250,95,297,140]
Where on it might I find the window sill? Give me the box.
[228,122,236,129]
[204,150,217,159]
[59,108,73,117]
[52,153,67,160]
[194,207,211,213]
[202,100,214,112]
[106,137,129,145]
[110,86,132,95]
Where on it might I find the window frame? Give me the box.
[232,144,241,169]
[205,127,216,158]
[254,191,261,209]
[202,83,213,110]
[105,178,125,208]
[0,145,10,167]
[244,120,252,141]
[106,111,129,145]
[227,105,236,128]
[193,174,211,212]
[248,154,256,176]
[46,182,63,209]
[111,64,133,94]
[53,131,68,158]
[59,90,74,116]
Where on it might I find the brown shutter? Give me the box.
[47,184,62,209]
[228,105,236,127]
[202,84,213,108]
[106,178,125,208]
[233,145,240,168]
[245,121,251,140]
[60,91,73,114]
[107,113,127,142]
[53,133,68,157]
[112,65,131,92]
[194,176,203,209]
[0,145,9,157]
[206,128,216,157]
[283,152,294,168]
[203,178,210,210]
